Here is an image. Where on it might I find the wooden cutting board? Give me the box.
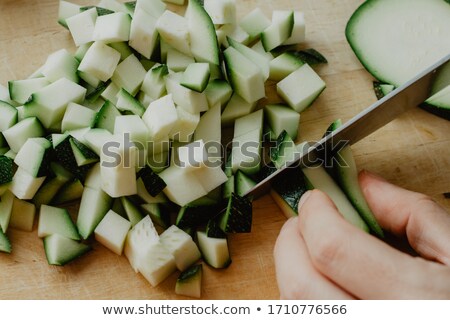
[0,0,449,300]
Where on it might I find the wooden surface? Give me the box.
[0,0,449,300]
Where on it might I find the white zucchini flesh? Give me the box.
[239,8,271,38]
[0,190,14,233]
[95,209,131,255]
[156,10,192,56]
[204,0,236,25]
[302,165,369,232]
[112,54,147,96]
[61,102,96,132]
[9,198,36,232]
[159,225,201,271]
[38,205,80,240]
[66,8,98,47]
[196,231,231,269]
[10,167,46,200]
[93,12,131,43]
[346,0,450,87]
[142,94,178,140]
[128,9,159,59]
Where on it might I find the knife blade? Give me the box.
[246,53,450,198]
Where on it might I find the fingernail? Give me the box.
[297,190,312,214]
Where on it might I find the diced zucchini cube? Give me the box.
[277,64,326,113]
[10,167,46,200]
[239,8,271,38]
[156,10,191,56]
[283,11,306,45]
[2,117,44,153]
[38,205,80,240]
[93,12,131,43]
[181,63,210,93]
[264,104,300,140]
[231,128,262,175]
[166,48,195,73]
[62,102,97,132]
[66,8,98,46]
[14,137,51,177]
[78,41,121,82]
[0,190,14,233]
[42,49,79,83]
[141,64,169,100]
[233,109,264,138]
[95,209,131,255]
[204,79,233,108]
[114,115,150,148]
[142,94,178,140]
[112,54,146,96]
[169,108,200,142]
[176,140,208,171]
[0,101,18,131]
[261,10,294,52]
[58,0,81,29]
[129,9,159,59]
[10,198,36,232]
[160,225,201,271]
[138,242,176,287]
[204,0,236,25]
[221,93,257,126]
[8,78,50,105]
[165,73,208,114]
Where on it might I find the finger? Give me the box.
[359,170,450,265]
[298,190,450,299]
[274,217,354,300]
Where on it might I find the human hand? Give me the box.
[274,170,450,299]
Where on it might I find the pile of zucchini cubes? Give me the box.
[0,0,331,298]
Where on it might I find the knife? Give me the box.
[246,53,450,198]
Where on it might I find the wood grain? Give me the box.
[0,0,449,300]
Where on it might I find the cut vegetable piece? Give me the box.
[0,156,13,185]
[141,203,170,229]
[165,73,208,113]
[42,49,79,84]
[10,167,46,200]
[114,115,149,148]
[38,205,80,240]
[95,100,121,133]
[228,37,270,81]
[98,0,127,12]
[8,78,50,105]
[181,63,210,93]
[108,42,133,61]
[169,107,200,142]
[373,82,395,100]
[112,54,147,96]
[265,104,300,140]
[124,215,159,272]
[175,264,202,298]
[219,24,250,47]
[141,64,169,100]
[194,102,221,148]
[66,8,98,46]
[14,138,51,177]
[195,166,228,193]
[269,52,304,81]
[24,78,87,129]
[84,128,113,156]
[293,48,328,66]
[219,193,252,233]
[302,165,369,232]
[93,12,131,43]
[277,64,326,113]
[77,187,112,239]
[0,190,14,233]
[205,0,236,25]
[135,0,166,18]
[283,11,305,45]
[79,42,121,82]
[270,130,299,169]
[10,198,35,232]
[156,10,191,56]
[138,166,167,197]
[176,204,218,229]
[239,7,271,38]
[160,225,201,271]
[43,233,90,266]
[79,6,115,16]
[95,209,131,255]
[425,85,450,109]
[231,128,262,175]
[235,170,256,197]
[121,197,144,226]
[186,0,220,66]
[62,102,96,132]
[136,177,168,204]
[33,164,73,208]
[204,79,232,108]
[223,46,265,104]
[221,94,257,127]
[270,166,308,218]
[128,9,159,59]
[138,241,176,287]
[0,228,11,253]
[261,10,294,52]
[166,48,195,72]
[233,109,264,138]
[346,0,450,88]
[53,179,84,205]
[70,137,99,167]
[142,94,178,140]
[159,165,208,206]
[196,231,231,269]
[58,0,81,28]
[0,100,17,132]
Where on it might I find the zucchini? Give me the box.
[43,233,90,266]
[0,156,13,185]
[176,204,218,229]
[2,117,44,153]
[120,197,144,227]
[346,0,450,88]
[219,193,252,233]
[94,100,122,133]
[52,179,84,205]
[0,227,12,254]
[235,170,256,197]
[140,203,170,229]
[0,100,17,132]
[94,209,131,255]
[137,166,167,197]
[180,63,210,93]
[38,205,81,241]
[264,104,300,140]
[175,264,202,299]
[10,198,36,232]
[0,190,14,233]
[196,231,231,269]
